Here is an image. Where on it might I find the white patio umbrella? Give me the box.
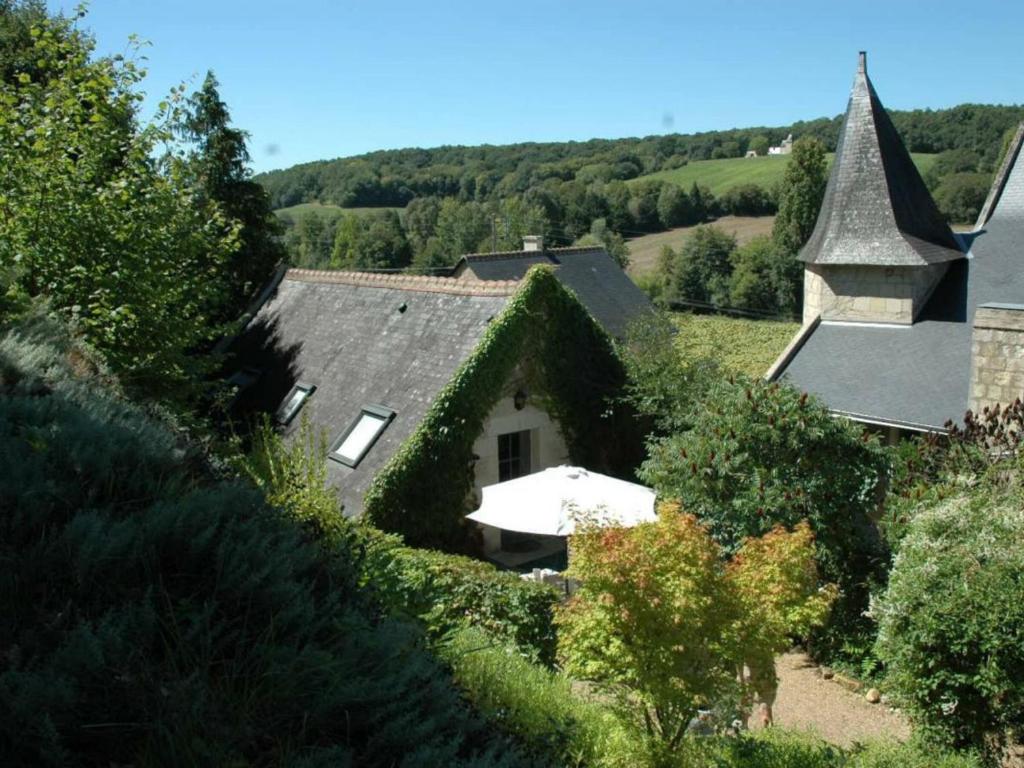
[466,465,657,537]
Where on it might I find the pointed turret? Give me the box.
[800,52,962,267]
[799,53,963,326]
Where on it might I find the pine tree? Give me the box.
[182,71,284,319]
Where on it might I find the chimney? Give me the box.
[522,235,545,252]
[858,51,867,74]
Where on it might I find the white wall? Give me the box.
[471,394,570,553]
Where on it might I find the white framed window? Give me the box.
[330,405,395,468]
[498,429,532,482]
[277,382,316,425]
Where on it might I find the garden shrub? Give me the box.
[639,376,890,657]
[441,631,979,768]
[875,480,1024,756]
[0,313,531,767]
[442,627,645,768]
[361,527,560,664]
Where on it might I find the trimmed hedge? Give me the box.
[361,527,560,665]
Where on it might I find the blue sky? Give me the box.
[52,1,1024,174]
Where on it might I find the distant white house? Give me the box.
[768,134,794,155]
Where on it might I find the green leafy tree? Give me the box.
[621,310,718,434]
[657,183,694,228]
[574,218,629,269]
[627,180,664,232]
[639,377,889,648]
[0,0,51,84]
[772,137,827,255]
[557,506,832,744]
[933,172,991,224]
[434,198,491,258]
[669,225,736,306]
[728,235,800,315]
[405,195,442,253]
[297,209,331,266]
[876,477,1024,757]
[749,135,770,156]
[354,209,411,269]
[923,148,982,189]
[719,183,775,216]
[181,71,284,318]
[0,11,237,399]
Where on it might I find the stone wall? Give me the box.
[472,394,569,495]
[803,262,947,325]
[969,304,1024,413]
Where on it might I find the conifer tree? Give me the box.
[181,71,284,319]
[772,137,827,255]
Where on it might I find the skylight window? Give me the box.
[330,405,395,468]
[277,382,316,425]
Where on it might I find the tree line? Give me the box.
[257,105,1023,212]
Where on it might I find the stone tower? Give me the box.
[799,52,963,326]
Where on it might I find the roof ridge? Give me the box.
[461,245,606,262]
[285,268,519,296]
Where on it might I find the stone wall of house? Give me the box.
[969,305,1024,413]
[472,395,569,491]
[803,262,947,325]
[471,393,570,553]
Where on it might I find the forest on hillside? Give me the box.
[261,104,1024,283]
[256,105,1024,210]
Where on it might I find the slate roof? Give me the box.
[230,269,515,515]
[454,246,653,338]
[799,52,962,267]
[774,124,1024,431]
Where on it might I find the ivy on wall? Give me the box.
[363,266,644,550]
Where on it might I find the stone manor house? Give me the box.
[227,241,651,518]
[770,52,1024,436]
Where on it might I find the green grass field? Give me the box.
[275,202,402,224]
[634,153,937,197]
[672,312,799,378]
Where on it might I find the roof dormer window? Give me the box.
[330,405,395,468]
[277,382,316,425]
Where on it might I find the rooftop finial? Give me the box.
[858,51,867,74]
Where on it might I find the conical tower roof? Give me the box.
[799,52,962,266]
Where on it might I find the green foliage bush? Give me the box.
[361,528,560,664]
[0,311,531,767]
[639,377,890,653]
[932,171,991,224]
[442,628,646,768]
[773,137,827,255]
[364,265,644,549]
[442,630,980,768]
[875,476,1024,756]
[0,10,239,400]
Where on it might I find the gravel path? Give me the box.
[751,652,911,747]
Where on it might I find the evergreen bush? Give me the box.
[0,313,530,767]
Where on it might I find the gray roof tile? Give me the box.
[800,52,962,267]
[776,126,1024,430]
[231,270,512,515]
[455,247,653,338]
